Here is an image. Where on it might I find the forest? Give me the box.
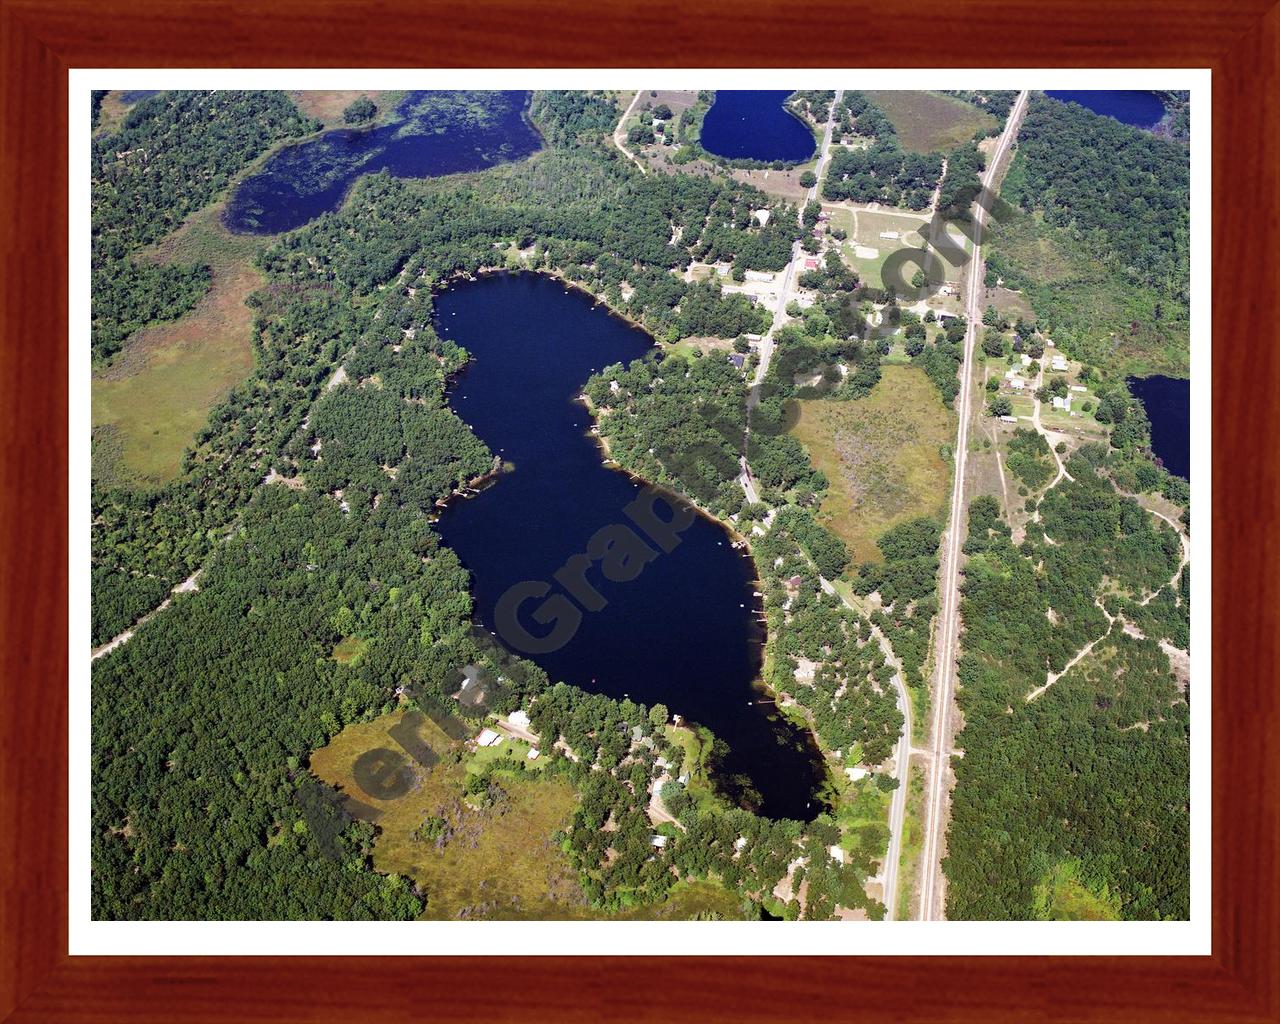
[985,93,1190,375]
[823,93,944,210]
[944,456,1189,920]
[91,91,319,361]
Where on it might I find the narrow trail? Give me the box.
[612,90,647,175]
[822,580,913,920]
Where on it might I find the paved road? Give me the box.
[916,89,1029,922]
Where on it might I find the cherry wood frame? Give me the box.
[2,0,1276,1020]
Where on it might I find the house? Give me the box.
[744,270,774,283]
[677,773,690,785]
[879,230,900,240]
[753,209,771,228]
[1070,385,1088,393]
[508,709,531,729]
[844,766,868,782]
[1020,353,1032,366]
[803,258,819,270]
[527,748,540,760]
[475,728,501,748]
[650,834,668,848]
[787,575,804,588]
[828,844,846,865]
[1010,378,1025,391]
[728,353,745,369]
[1051,356,1068,372]
[1052,395,1071,411]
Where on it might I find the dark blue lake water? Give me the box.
[1046,90,1166,128]
[224,91,541,235]
[435,273,825,820]
[700,90,816,164]
[1127,375,1190,478]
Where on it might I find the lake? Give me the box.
[1046,90,1166,128]
[1127,374,1190,479]
[435,272,826,820]
[224,91,542,235]
[700,90,817,164]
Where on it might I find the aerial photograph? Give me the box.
[88,86,1191,924]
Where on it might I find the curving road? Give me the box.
[916,90,1029,922]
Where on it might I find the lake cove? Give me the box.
[1046,90,1166,128]
[224,91,541,235]
[1127,374,1190,479]
[699,90,817,164]
[435,273,826,821]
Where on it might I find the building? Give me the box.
[844,766,868,782]
[1070,384,1088,393]
[475,728,501,748]
[527,748,540,760]
[753,209,771,228]
[803,258,819,270]
[1051,356,1068,372]
[650,834,668,848]
[1010,378,1025,391]
[1021,353,1032,366]
[828,845,846,865]
[728,353,745,369]
[508,709,531,729]
[1052,395,1071,411]
[734,836,749,851]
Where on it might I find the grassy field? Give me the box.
[310,710,588,921]
[288,90,403,128]
[988,208,1189,377]
[91,201,266,487]
[863,91,998,154]
[790,365,955,566]
[1033,860,1122,921]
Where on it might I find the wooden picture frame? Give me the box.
[1,0,1274,1019]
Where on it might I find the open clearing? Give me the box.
[91,202,264,487]
[791,365,955,566]
[288,90,403,128]
[310,710,587,921]
[310,710,753,920]
[863,91,998,154]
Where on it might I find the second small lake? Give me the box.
[434,272,827,821]
[700,90,817,164]
[1046,90,1166,128]
[1127,374,1190,479]
[224,91,542,235]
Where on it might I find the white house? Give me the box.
[1010,378,1026,391]
[527,748,540,760]
[650,834,668,848]
[508,709,531,729]
[1051,356,1068,371]
[1020,353,1032,366]
[828,845,846,865]
[753,209,771,228]
[1052,395,1071,411]
[475,728,501,748]
[844,766,869,782]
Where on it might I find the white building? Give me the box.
[527,747,540,760]
[650,834,668,848]
[844,766,869,782]
[828,845,846,865]
[1070,385,1088,393]
[1051,356,1068,371]
[475,728,501,748]
[508,709,531,729]
[1010,378,1026,391]
[1052,395,1071,411]
[1001,415,1018,424]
